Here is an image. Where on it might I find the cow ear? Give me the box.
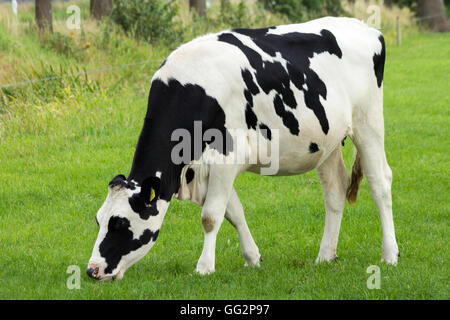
[109,174,126,188]
[140,176,161,205]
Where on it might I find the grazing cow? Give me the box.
[87,17,399,281]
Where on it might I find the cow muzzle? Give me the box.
[86,263,123,281]
[86,264,101,280]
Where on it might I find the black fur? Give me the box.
[100,216,159,274]
[373,35,386,88]
[128,79,233,201]
[185,168,195,184]
[218,28,343,135]
[309,142,319,153]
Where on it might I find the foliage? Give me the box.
[219,0,250,28]
[111,0,183,45]
[260,0,344,21]
[44,32,76,57]
[386,0,417,8]
[387,0,450,15]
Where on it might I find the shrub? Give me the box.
[220,0,251,28]
[261,0,344,21]
[45,32,75,56]
[111,0,183,45]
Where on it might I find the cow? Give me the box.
[87,17,399,281]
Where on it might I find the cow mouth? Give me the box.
[97,270,123,282]
[87,265,123,282]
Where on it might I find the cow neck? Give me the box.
[127,116,182,201]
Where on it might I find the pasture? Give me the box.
[0,4,449,300]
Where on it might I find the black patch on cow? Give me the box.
[218,28,343,135]
[245,104,258,129]
[241,69,259,96]
[128,194,159,220]
[309,142,319,153]
[259,123,272,140]
[185,168,195,184]
[241,69,260,130]
[273,94,299,135]
[128,78,234,201]
[341,136,346,146]
[109,174,137,190]
[373,35,385,88]
[128,176,161,220]
[100,216,159,274]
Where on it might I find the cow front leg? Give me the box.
[195,165,240,275]
[315,147,349,263]
[225,187,261,267]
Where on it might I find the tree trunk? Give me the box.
[189,0,206,17]
[417,0,450,32]
[90,0,113,20]
[35,0,53,33]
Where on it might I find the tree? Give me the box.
[189,0,206,17]
[417,0,450,32]
[35,0,53,33]
[90,0,113,20]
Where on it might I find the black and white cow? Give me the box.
[87,17,399,281]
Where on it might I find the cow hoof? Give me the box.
[244,260,260,268]
[315,254,338,265]
[195,264,215,275]
[381,244,399,265]
[381,253,399,266]
[243,252,261,268]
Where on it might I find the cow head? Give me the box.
[87,174,168,281]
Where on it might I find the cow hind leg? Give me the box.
[225,187,261,267]
[352,95,399,265]
[315,147,349,263]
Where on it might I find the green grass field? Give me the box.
[0,12,449,299]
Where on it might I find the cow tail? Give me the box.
[346,150,363,205]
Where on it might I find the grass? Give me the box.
[0,2,449,300]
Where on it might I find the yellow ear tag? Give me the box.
[150,188,156,202]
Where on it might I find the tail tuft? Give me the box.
[346,151,363,205]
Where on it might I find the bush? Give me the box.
[218,0,252,28]
[111,0,183,45]
[45,32,75,56]
[261,0,344,21]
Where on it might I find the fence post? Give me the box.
[396,16,401,46]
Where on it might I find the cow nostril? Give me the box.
[86,267,99,279]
